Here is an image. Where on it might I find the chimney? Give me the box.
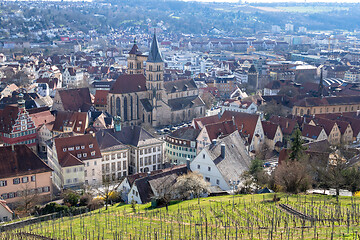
[221,144,226,158]
[286,121,289,128]
[357,110,360,116]
[11,144,14,152]
[232,116,236,126]
[211,139,217,145]
[186,158,191,170]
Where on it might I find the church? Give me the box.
[107,35,206,127]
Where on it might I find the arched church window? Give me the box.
[123,97,128,121]
[130,96,134,120]
[116,97,121,116]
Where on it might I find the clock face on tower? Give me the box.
[21,120,27,131]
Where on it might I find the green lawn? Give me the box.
[2,193,360,239]
[276,6,349,13]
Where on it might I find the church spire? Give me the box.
[147,32,163,63]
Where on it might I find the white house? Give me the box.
[220,99,257,114]
[190,131,251,191]
[46,134,103,190]
[127,165,189,204]
[63,67,84,87]
[0,200,13,222]
[301,124,328,143]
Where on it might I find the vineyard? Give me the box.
[1,193,360,240]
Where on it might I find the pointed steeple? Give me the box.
[147,33,163,63]
[129,38,142,55]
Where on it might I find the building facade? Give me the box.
[107,34,205,127]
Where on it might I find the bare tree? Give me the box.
[274,160,311,193]
[93,176,122,210]
[16,184,40,216]
[172,172,210,204]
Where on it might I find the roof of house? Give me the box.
[52,111,87,134]
[94,90,109,106]
[95,130,129,152]
[261,121,279,140]
[29,110,55,128]
[54,134,101,167]
[0,200,13,214]
[168,127,201,142]
[99,126,162,147]
[203,120,237,141]
[0,145,52,178]
[302,124,324,140]
[133,165,189,203]
[204,131,250,184]
[109,74,147,94]
[269,116,297,135]
[192,115,221,130]
[56,88,92,112]
[313,117,337,135]
[220,111,260,143]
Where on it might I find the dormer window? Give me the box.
[68,147,74,151]
[63,148,66,152]
[91,151,95,156]
[77,154,82,158]
[83,153,87,157]
[79,121,82,125]
[81,145,85,149]
[89,144,93,148]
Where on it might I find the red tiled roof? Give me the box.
[0,145,52,179]
[29,110,55,129]
[302,124,324,140]
[192,115,221,129]
[269,116,297,135]
[313,117,336,135]
[203,120,237,141]
[94,90,109,105]
[54,134,101,168]
[110,74,147,94]
[57,88,92,112]
[220,111,260,143]
[0,200,13,214]
[52,111,87,134]
[261,121,279,140]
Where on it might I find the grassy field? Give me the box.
[275,6,349,13]
[2,193,360,239]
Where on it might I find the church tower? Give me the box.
[146,33,166,101]
[127,38,146,75]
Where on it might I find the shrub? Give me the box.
[40,203,69,215]
[63,190,80,207]
[79,194,92,206]
[87,198,103,211]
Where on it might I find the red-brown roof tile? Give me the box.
[110,74,146,94]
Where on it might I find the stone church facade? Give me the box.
[107,35,205,127]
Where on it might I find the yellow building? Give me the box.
[293,96,360,117]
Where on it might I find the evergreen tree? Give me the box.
[289,127,306,161]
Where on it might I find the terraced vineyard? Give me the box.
[1,194,360,239]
